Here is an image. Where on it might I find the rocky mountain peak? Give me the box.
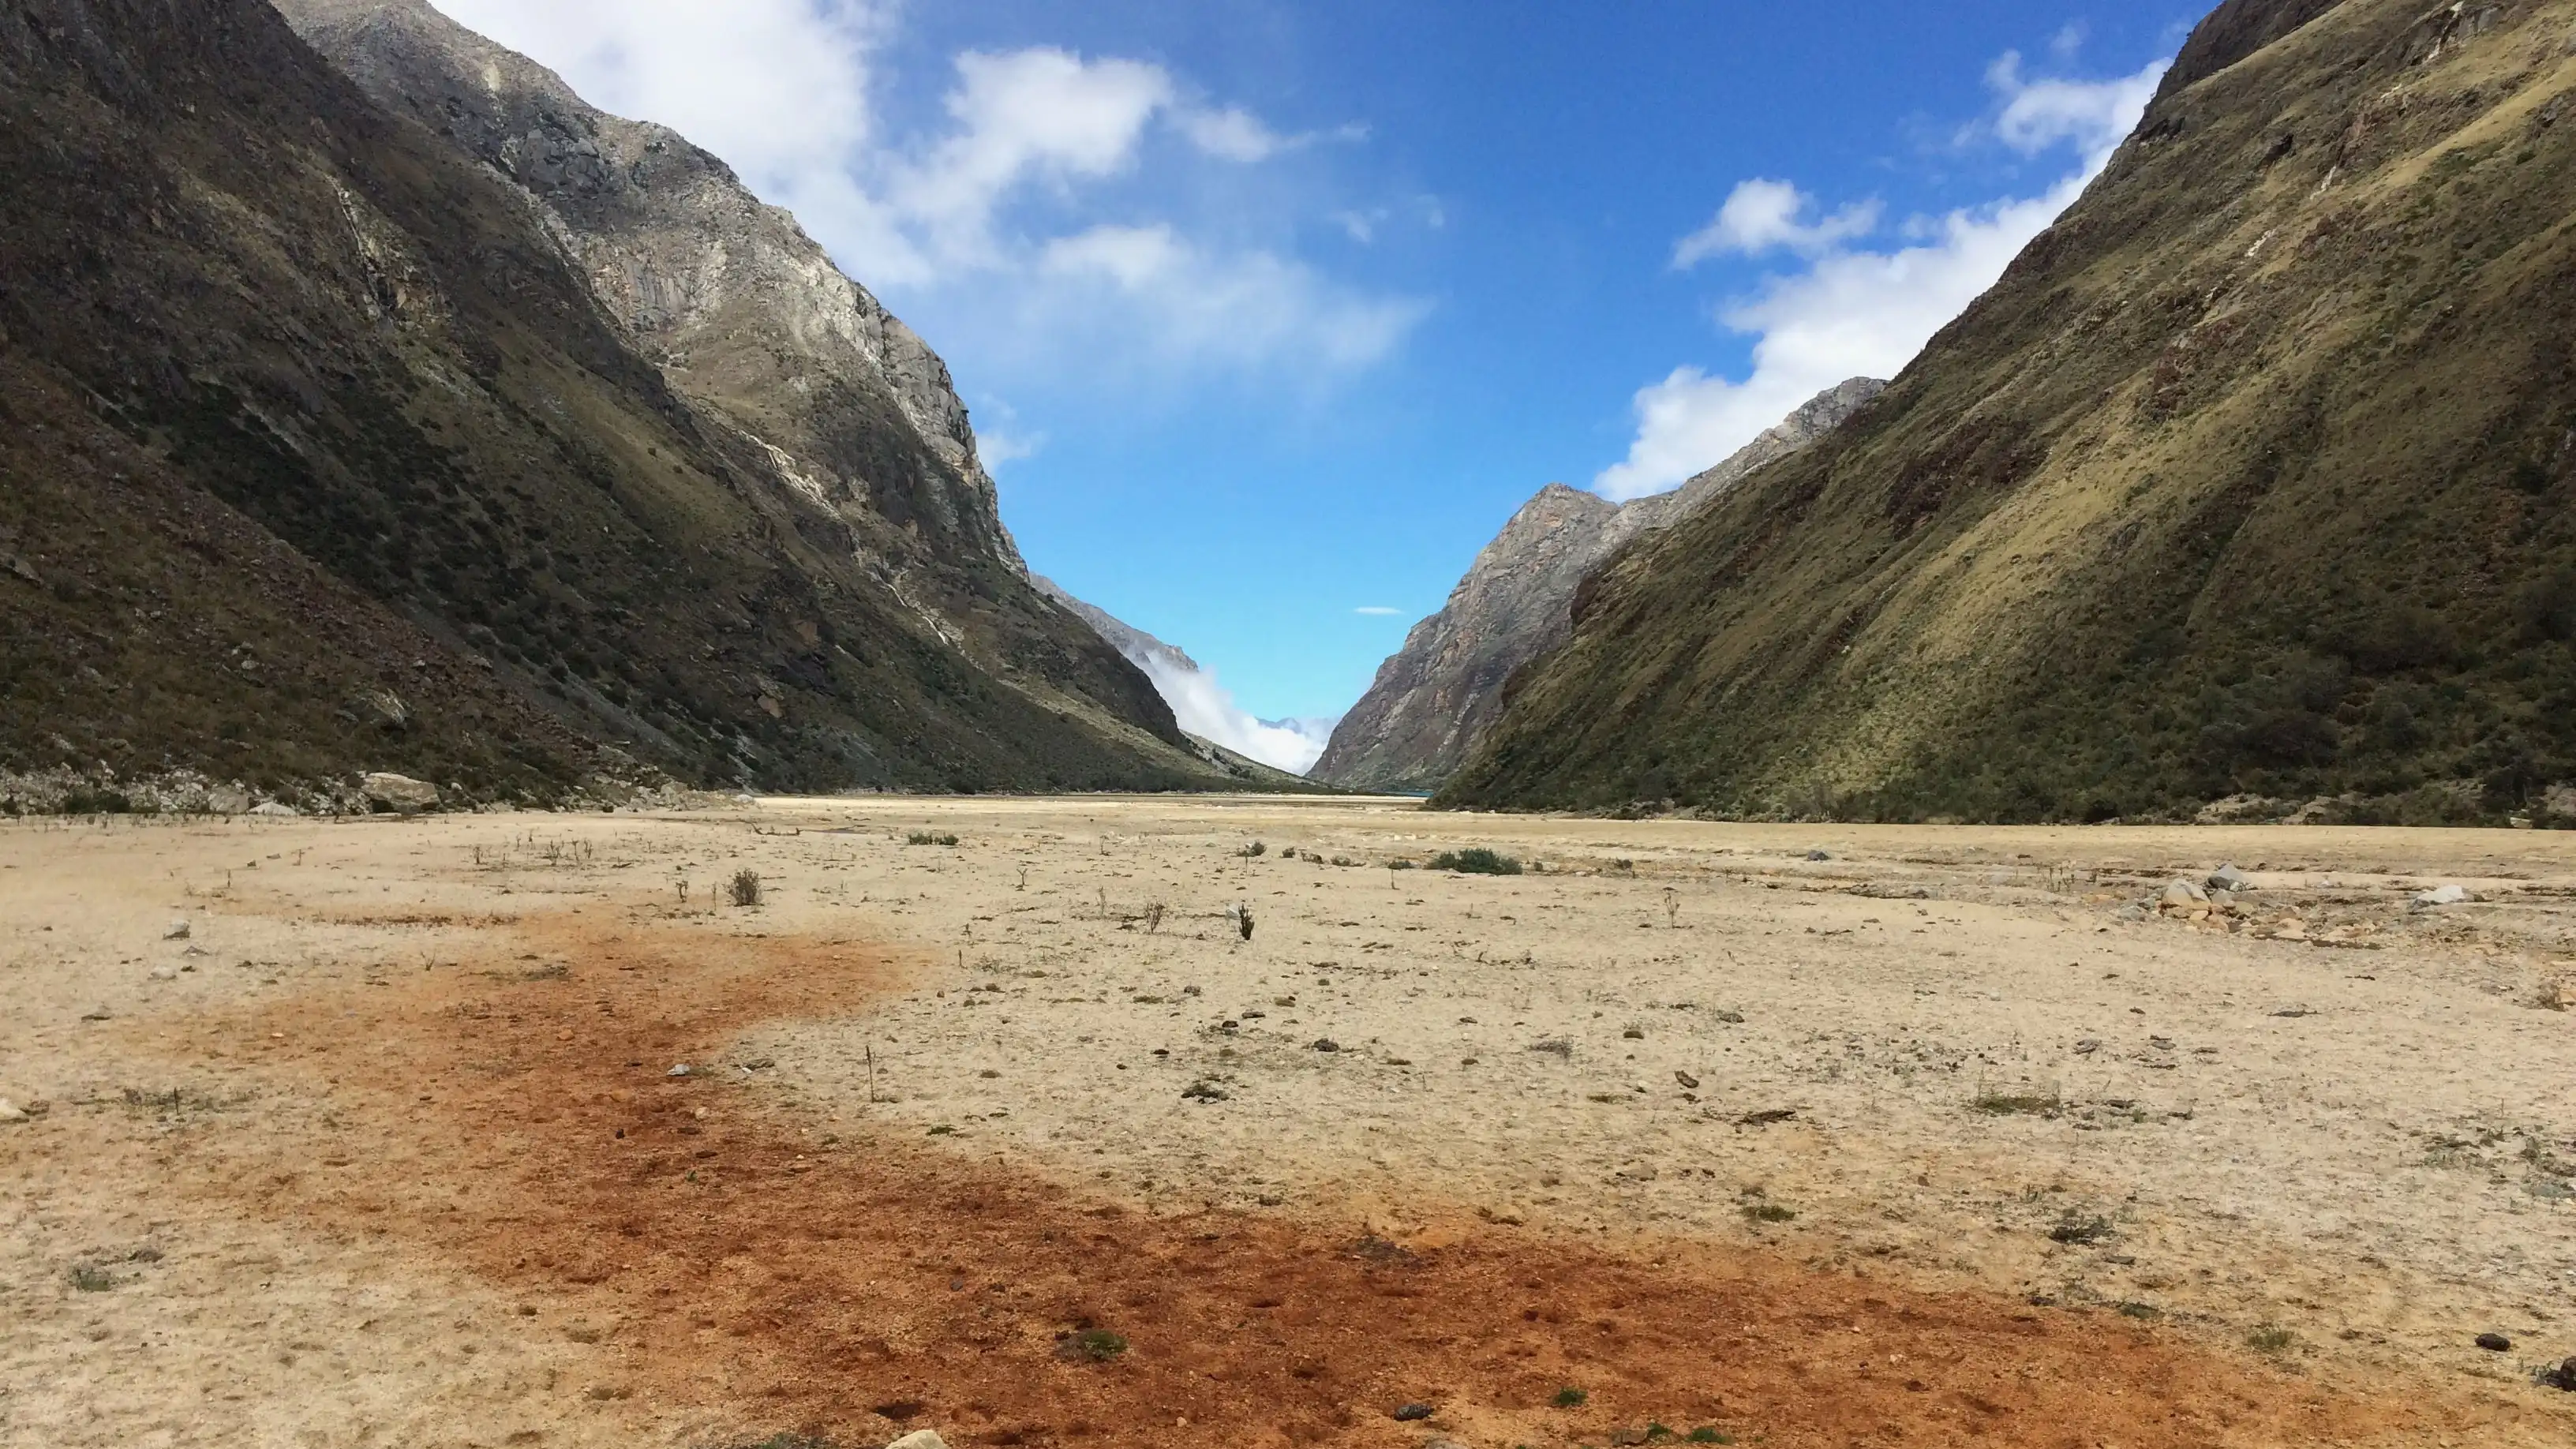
[1310,379,1882,793]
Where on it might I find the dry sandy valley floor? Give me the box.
[2,797,2574,1448]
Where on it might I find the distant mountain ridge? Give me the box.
[1443,0,2576,826]
[1312,380,1884,793]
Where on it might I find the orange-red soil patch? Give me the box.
[166,912,2440,1448]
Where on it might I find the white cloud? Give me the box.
[1986,52,2166,157]
[1127,654,1331,774]
[1037,225,1426,373]
[1597,54,2166,503]
[1674,180,1882,266]
[426,2,1418,384]
[1353,606,1402,616]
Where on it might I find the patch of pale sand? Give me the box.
[722,797,2576,1402]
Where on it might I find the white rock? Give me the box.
[2412,884,2473,908]
[250,801,299,818]
[667,1064,692,1078]
[886,1433,950,1449]
[149,966,177,982]
[0,1099,24,1123]
[361,773,441,811]
[164,919,190,940]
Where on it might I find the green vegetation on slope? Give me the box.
[1447,0,2576,826]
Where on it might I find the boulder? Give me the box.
[250,801,299,818]
[886,1433,951,1449]
[2158,880,2209,915]
[361,773,440,811]
[2207,863,2252,893]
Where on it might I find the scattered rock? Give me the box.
[1739,1108,1798,1127]
[1391,1403,1435,1422]
[1310,1039,1341,1054]
[80,1005,111,1022]
[2544,1357,2576,1391]
[360,772,440,812]
[1529,1037,1574,1058]
[1713,1009,1746,1024]
[164,919,190,940]
[2412,884,2473,909]
[2158,879,2209,915]
[148,966,176,982]
[1805,849,1833,861]
[2074,1039,2102,1055]
[1621,1027,1645,1039]
[2271,1007,2316,1019]
[2207,863,2252,893]
[2477,1332,2513,1352]
[249,801,299,818]
[886,1433,952,1449]
[0,1099,25,1124]
[666,1064,692,1078]
[1181,1080,1228,1102]
[1674,1070,1701,1090]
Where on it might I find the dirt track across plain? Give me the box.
[2,799,2571,1447]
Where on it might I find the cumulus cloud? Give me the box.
[1595,54,2166,502]
[427,1,1418,381]
[1673,180,1882,266]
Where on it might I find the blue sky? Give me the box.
[432,0,2201,766]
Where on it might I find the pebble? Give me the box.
[1674,1070,1701,1090]
[667,1064,692,1078]
[2477,1332,2512,1352]
[148,967,177,982]
[164,919,190,941]
[1391,1403,1435,1421]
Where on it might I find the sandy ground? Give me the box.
[2,797,2572,1448]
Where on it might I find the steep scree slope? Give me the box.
[0,0,1210,802]
[1314,380,1882,794]
[1446,0,2576,824]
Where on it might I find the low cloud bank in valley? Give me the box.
[1132,655,1335,775]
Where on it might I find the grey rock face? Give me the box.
[275,0,1022,575]
[1311,380,1883,793]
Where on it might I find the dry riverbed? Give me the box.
[2,798,2571,1448]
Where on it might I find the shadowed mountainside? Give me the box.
[1445,0,2576,826]
[0,0,1238,807]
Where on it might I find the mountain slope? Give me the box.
[1313,380,1881,793]
[1446,0,2576,825]
[0,0,1217,804]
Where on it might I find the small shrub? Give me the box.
[1972,1088,2061,1117]
[1552,1387,1588,1408]
[1686,1430,1732,1445]
[1142,902,1166,934]
[728,870,762,908]
[1061,1328,1128,1362]
[69,1264,114,1292]
[2246,1324,2296,1354]
[1742,1203,1797,1224]
[1389,859,1416,871]
[906,831,959,848]
[1241,841,1267,857]
[1431,848,1522,876]
[2049,1214,2115,1245]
